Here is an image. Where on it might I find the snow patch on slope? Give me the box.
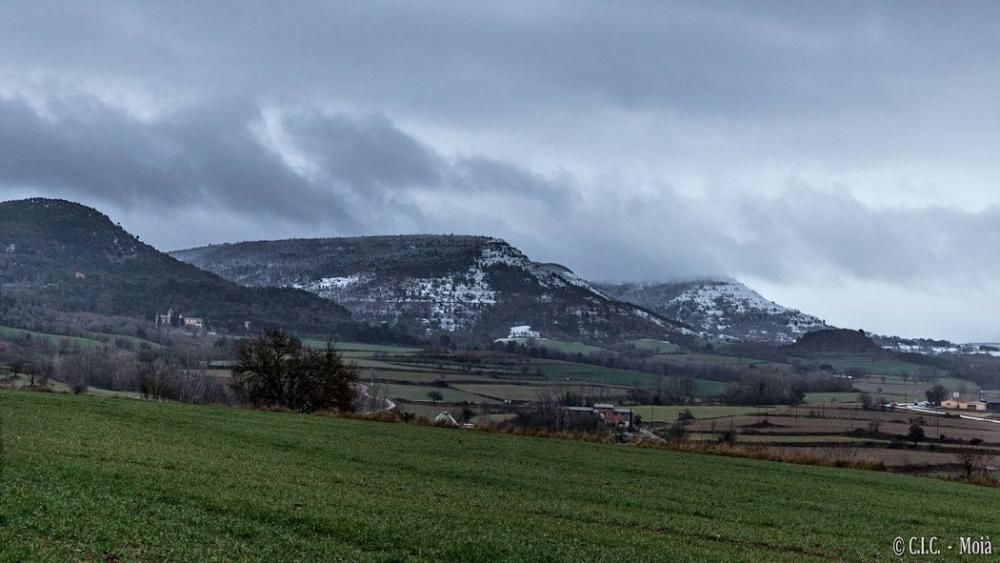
[674,280,786,317]
[600,278,826,343]
[294,275,366,291]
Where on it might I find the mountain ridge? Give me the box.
[0,198,352,335]
[172,236,692,344]
[596,278,828,343]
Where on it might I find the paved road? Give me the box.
[899,403,1000,425]
[357,383,395,412]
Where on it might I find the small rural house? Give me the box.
[508,325,540,339]
[608,407,635,427]
[565,403,635,428]
[941,399,987,412]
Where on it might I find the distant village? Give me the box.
[562,403,635,428]
[154,308,205,331]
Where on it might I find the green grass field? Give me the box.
[2,374,142,398]
[821,357,936,376]
[1,390,996,561]
[349,358,441,371]
[802,391,912,404]
[0,324,162,350]
[0,325,104,349]
[635,405,773,422]
[532,361,726,397]
[362,370,497,384]
[452,383,629,403]
[533,361,656,385]
[380,383,500,404]
[2,374,73,393]
[802,392,864,404]
[693,379,729,396]
[631,338,682,354]
[302,340,423,354]
[499,338,607,355]
[649,353,781,367]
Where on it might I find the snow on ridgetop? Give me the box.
[671,279,788,317]
[477,239,529,268]
[647,278,827,341]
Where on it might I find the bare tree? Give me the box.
[109,350,138,391]
[230,329,357,413]
[925,384,948,406]
[135,359,174,401]
[907,419,925,445]
[955,449,995,482]
[858,392,874,410]
[176,371,231,404]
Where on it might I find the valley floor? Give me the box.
[0,390,996,561]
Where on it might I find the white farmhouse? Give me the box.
[155,308,175,326]
[508,325,540,339]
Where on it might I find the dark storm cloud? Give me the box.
[36,4,1000,119]
[281,112,445,194]
[0,94,574,232]
[6,1,1000,123]
[0,95,354,224]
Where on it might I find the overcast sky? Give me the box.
[2,1,999,341]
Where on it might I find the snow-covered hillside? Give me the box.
[597,278,828,343]
[172,236,686,343]
[291,240,511,332]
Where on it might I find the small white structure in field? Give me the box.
[184,317,205,328]
[508,325,540,339]
[433,411,459,426]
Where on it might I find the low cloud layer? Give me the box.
[2,1,999,341]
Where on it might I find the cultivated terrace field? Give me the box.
[1,390,998,561]
[315,340,727,415]
[644,401,1000,471]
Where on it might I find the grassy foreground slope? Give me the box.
[0,392,995,562]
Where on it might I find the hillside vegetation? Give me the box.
[1,390,996,561]
[0,198,350,335]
